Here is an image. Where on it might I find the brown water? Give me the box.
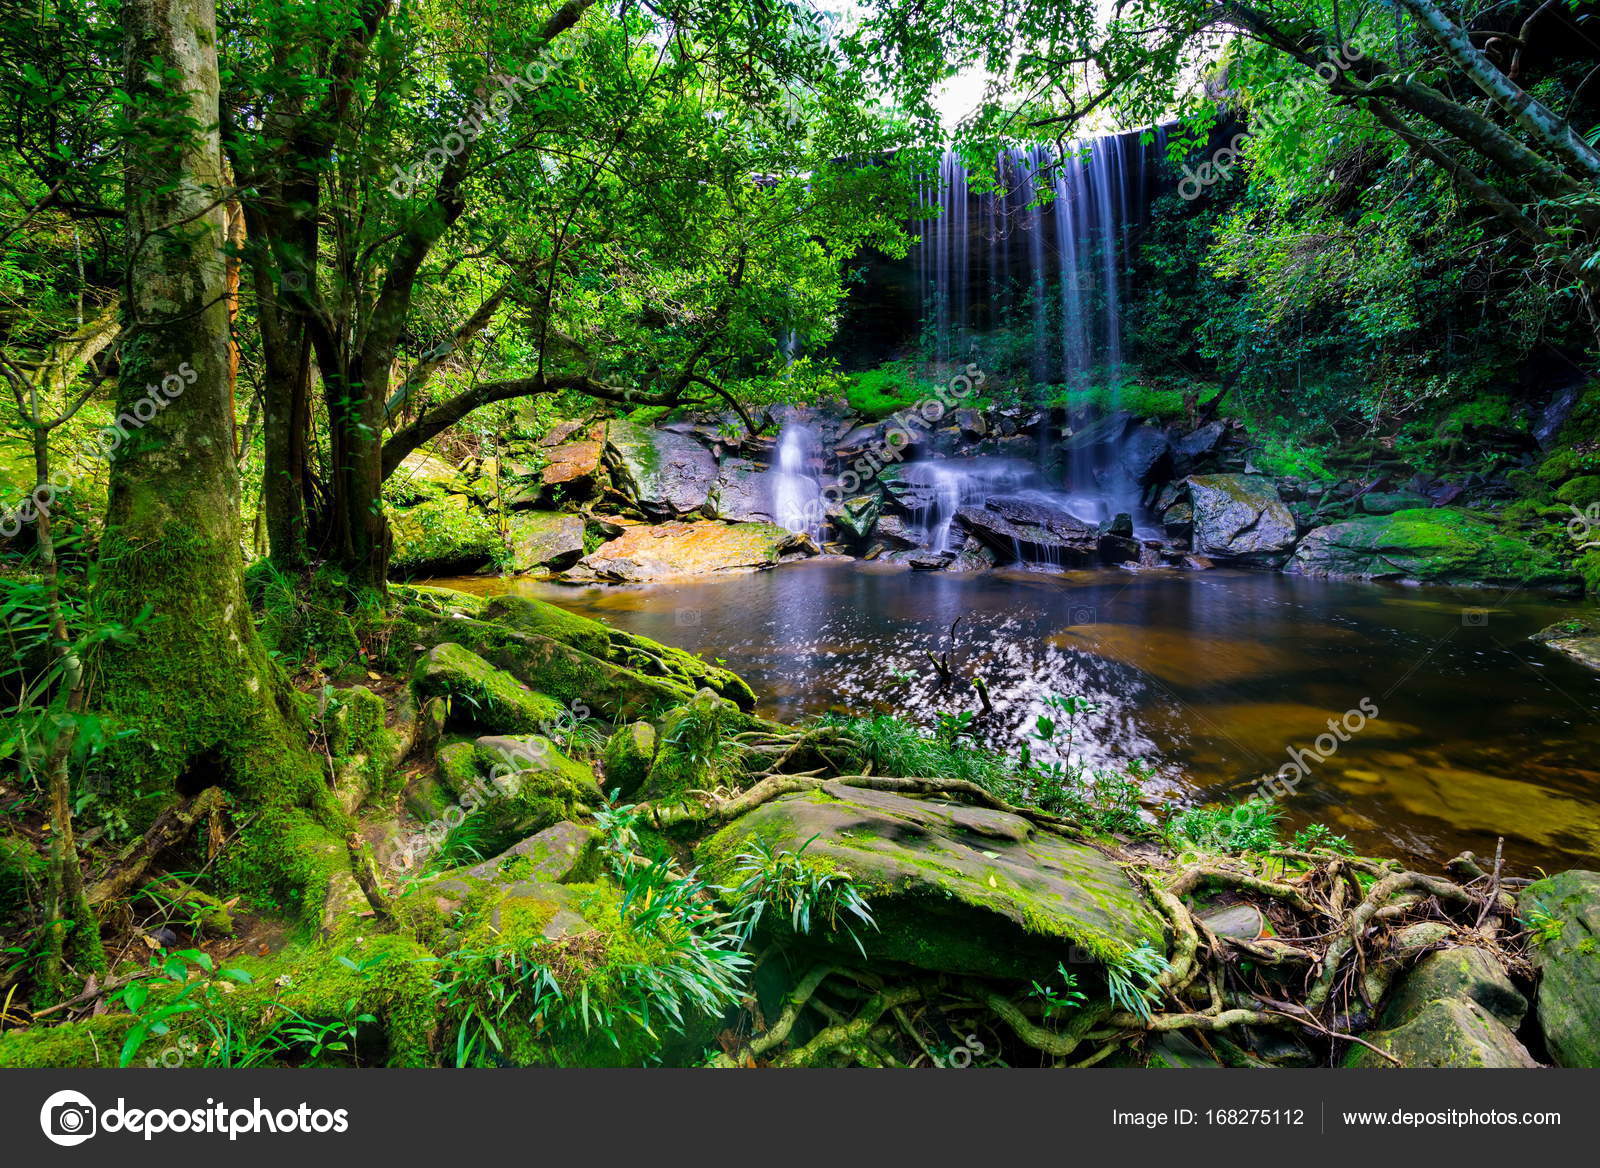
[429,561,1600,873]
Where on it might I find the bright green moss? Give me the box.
[0,834,45,921]
[0,1014,133,1068]
[412,642,566,732]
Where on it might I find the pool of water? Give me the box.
[429,561,1600,872]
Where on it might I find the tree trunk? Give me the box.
[96,0,330,881]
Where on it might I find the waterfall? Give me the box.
[914,130,1157,391]
[773,422,823,539]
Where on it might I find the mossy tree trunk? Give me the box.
[94,0,336,894]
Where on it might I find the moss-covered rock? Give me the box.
[504,511,585,573]
[433,735,603,858]
[602,721,657,799]
[479,593,755,708]
[1520,869,1600,1067]
[1185,474,1297,564]
[1290,508,1580,592]
[412,642,566,733]
[697,782,1164,980]
[1381,946,1527,1029]
[605,418,718,518]
[1346,997,1538,1068]
[388,494,500,577]
[642,688,741,803]
[324,685,400,814]
[408,611,725,724]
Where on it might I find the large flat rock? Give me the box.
[699,782,1163,979]
[565,520,807,582]
[1290,508,1578,591]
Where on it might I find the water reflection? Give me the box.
[433,561,1600,871]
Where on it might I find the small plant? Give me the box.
[1103,944,1169,1022]
[1523,908,1565,947]
[1028,962,1087,1019]
[1165,799,1283,854]
[111,949,254,1068]
[727,835,877,956]
[1290,823,1355,855]
[933,709,975,745]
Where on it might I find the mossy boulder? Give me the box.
[444,735,603,858]
[602,721,657,799]
[1555,475,1600,510]
[505,511,585,573]
[1519,869,1600,1067]
[697,782,1164,980]
[1381,946,1527,1029]
[388,494,500,577]
[479,593,754,708]
[605,419,718,518]
[1290,508,1580,592]
[385,450,463,505]
[642,688,742,803]
[412,642,566,733]
[708,457,778,523]
[401,605,747,725]
[1346,997,1538,1068]
[324,685,400,814]
[1184,474,1298,564]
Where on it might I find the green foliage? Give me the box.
[725,835,876,956]
[1028,961,1087,1019]
[1523,908,1565,947]
[1103,944,1169,1022]
[1290,823,1354,856]
[1164,799,1283,855]
[822,713,1014,791]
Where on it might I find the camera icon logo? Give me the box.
[1461,607,1489,627]
[40,1089,97,1146]
[674,607,702,627]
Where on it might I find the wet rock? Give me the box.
[1520,870,1600,1067]
[1173,420,1226,468]
[872,513,922,548]
[1382,947,1527,1029]
[605,419,718,518]
[698,782,1164,980]
[707,457,777,523]
[539,422,606,492]
[1289,509,1579,592]
[1532,617,1600,674]
[1346,997,1538,1068]
[1119,426,1172,486]
[908,550,955,570]
[947,535,997,572]
[505,511,585,573]
[1185,474,1298,563]
[827,493,883,541]
[566,520,809,581]
[952,496,1100,565]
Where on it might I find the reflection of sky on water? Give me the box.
[436,561,1600,871]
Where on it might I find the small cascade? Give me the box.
[772,422,823,539]
[902,457,1112,554]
